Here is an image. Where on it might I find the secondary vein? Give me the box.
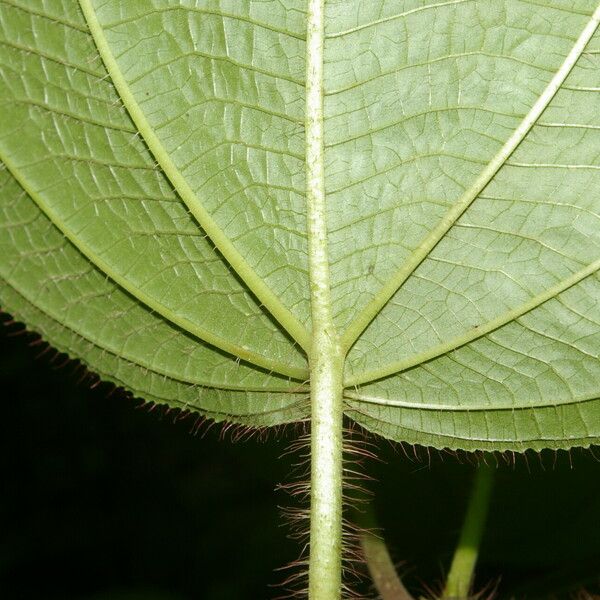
[78,0,311,353]
[340,4,600,355]
[344,390,600,411]
[0,150,308,380]
[345,257,600,387]
[0,272,308,392]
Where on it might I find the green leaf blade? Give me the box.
[0,0,307,378]
[1,0,599,450]
[84,0,312,347]
[0,164,308,423]
[337,2,600,450]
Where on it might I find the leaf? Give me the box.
[1,0,599,451]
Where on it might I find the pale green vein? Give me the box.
[103,5,306,42]
[0,273,308,393]
[325,105,519,149]
[538,122,600,130]
[564,84,600,92]
[154,96,303,127]
[506,161,600,170]
[0,0,88,32]
[79,0,311,353]
[517,0,592,17]
[325,0,473,38]
[24,152,154,172]
[127,49,304,88]
[344,258,600,387]
[0,151,308,381]
[305,1,344,598]
[344,390,600,412]
[6,286,309,424]
[0,38,104,78]
[329,151,487,196]
[3,98,137,133]
[324,52,553,97]
[340,4,600,355]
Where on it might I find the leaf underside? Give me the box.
[1,0,599,451]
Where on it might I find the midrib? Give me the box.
[305,1,344,599]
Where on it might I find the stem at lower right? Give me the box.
[443,463,495,599]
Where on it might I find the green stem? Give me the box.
[308,343,343,600]
[443,464,495,599]
[358,503,415,600]
[305,1,344,599]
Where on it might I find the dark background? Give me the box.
[1,317,599,600]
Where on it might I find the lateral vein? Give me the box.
[345,258,600,387]
[340,4,600,355]
[0,151,308,380]
[78,0,311,353]
[344,391,600,411]
[0,272,308,392]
